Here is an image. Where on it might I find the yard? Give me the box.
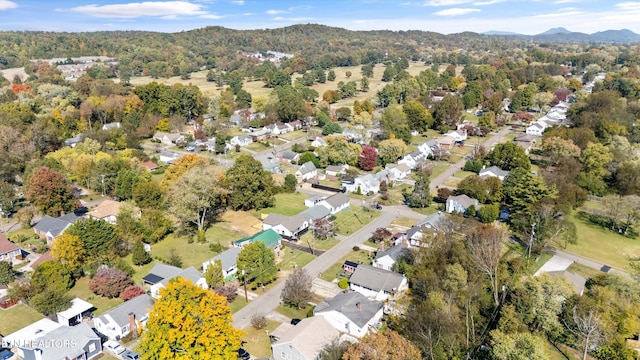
[452,170,477,179]
[0,304,45,335]
[562,212,640,271]
[240,319,281,359]
[427,163,450,180]
[151,232,218,269]
[250,192,308,218]
[298,232,341,252]
[320,248,374,282]
[278,246,316,272]
[67,277,123,316]
[378,183,412,206]
[334,206,381,236]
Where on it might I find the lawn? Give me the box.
[250,192,307,218]
[428,163,450,179]
[278,130,307,141]
[205,221,249,248]
[526,252,553,275]
[276,302,315,320]
[334,206,381,236]
[379,183,412,206]
[0,304,45,335]
[391,217,418,228]
[67,277,123,315]
[278,247,316,272]
[240,319,281,359]
[452,170,477,179]
[320,249,374,282]
[151,233,217,269]
[229,294,248,314]
[563,212,640,271]
[298,232,341,252]
[566,262,606,280]
[245,141,270,152]
[409,204,440,216]
[442,178,462,188]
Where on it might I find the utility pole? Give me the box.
[528,222,536,258]
[242,268,248,303]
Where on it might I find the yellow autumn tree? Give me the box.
[342,330,423,360]
[51,233,86,273]
[138,277,244,360]
[160,154,208,190]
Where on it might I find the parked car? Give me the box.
[103,341,125,355]
[237,348,250,360]
[0,348,14,360]
[290,318,301,325]
[122,350,140,360]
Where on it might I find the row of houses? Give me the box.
[525,101,570,136]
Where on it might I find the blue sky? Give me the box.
[1,0,640,34]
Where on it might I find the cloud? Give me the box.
[425,0,472,6]
[554,0,583,3]
[616,2,640,10]
[434,7,480,16]
[201,13,223,19]
[533,7,584,18]
[70,1,209,18]
[0,0,17,11]
[473,0,505,4]
[242,12,254,16]
[266,9,288,15]
[231,0,245,4]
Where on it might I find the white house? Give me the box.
[348,264,408,301]
[230,135,253,147]
[418,139,439,157]
[525,121,548,136]
[314,290,384,338]
[17,323,102,360]
[372,244,411,272]
[311,137,327,148]
[0,233,22,262]
[3,318,63,348]
[277,123,293,134]
[385,163,411,181]
[445,194,479,214]
[398,150,426,170]
[153,132,184,145]
[270,317,340,360]
[262,213,309,240]
[317,192,350,214]
[325,164,348,177]
[202,246,243,279]
[342,174,379,194]
[143,263,207,299]
[94,294,154,341]
[304,194,327,208]
[56,298,94,326]
[158,151,181,164]
[446,129,467,142]
[279,150,300,164]
[479,166,510,181]
[296,161,317,181]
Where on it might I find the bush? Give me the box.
[214,284,239,303]
[89,267,132,298]
[250,313,267,329]
[478,204,500,223]
[352,246,360,251]
[120,285,145,301]
[338,278,349,289]
[209,242,223,253]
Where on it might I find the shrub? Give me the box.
[250,313,267,329]
[352,246,360,251]
[209,242,223,253]
[338,278,349,289]
[120,285,145,301]
[214,284,239,303]
[89,268,132,298]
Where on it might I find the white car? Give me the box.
[104,340,125,355]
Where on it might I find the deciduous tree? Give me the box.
[25,166,77,216]
[358,145,377,171]
[281,268,313,309]
[466,224,505,306]
[160,154,208,190]
[490,330,548,360]
[237,242,277,287]
[51,233,87,274]
[138,277,244,359]
[89,267,132,298]
[205,260,224,288]
[487,142,531,171]
[120,285,145,301]
[342,330,422,360]
[378,139,407,166]
[224,154,275,211]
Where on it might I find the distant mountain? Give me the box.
[482,30,522,36]
[539,27,572,36]
[591,29,640,43]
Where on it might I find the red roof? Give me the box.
[31,251,53,268]
[0,233,20,255]
[142,161,158,170]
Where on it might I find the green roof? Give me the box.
[233,229,281,249]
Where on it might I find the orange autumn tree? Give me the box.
[139,277,244,360]
[342,330,423,360]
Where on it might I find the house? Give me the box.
[270,317,340,360]
[317,193,350,215]
[348,264,408,301]
[141,161,158,171]
[102,122,121,131]
[446,129,467,142]
[299,205,331,222]
[372,244,411,272]
[296,161,317,181]
[56,298,94,326]
[343,260,359,275]
[311,137,327,148]
[90,199,133,224]
[402,225,423,247]
[94,294,154,341]
[446,194,479,214]
[264,123,280,135]
[525,121,549,136]
[230,135,253,147]
[153,132,184,145]
[204,139,217,152]
[398,150,426,170]
[64,133,84,147]
[229,115,242,124]
[385,163,411,181]
[158,151,181,164]
[325,164,347,177]
[435,135,456,150]
[513,133,537,154]
[16,323,102,360]
[304,194,327,208]
[342,174,379,194]
[342,127,365,144]
[418,140,439,157]
[250,129,270,142]
[262,213,309,240]
[232,229,282,252]
[255,155,280,173]
[142,263,207,299]
[3,318,63,348]
[33,212,83,242]
[202,247,243,279]
[277,123,293,134]
[279,150,300,164]
[314,290,384,338]
[479,166,510,181]
[0,233,21,262]
[416,211,448,232]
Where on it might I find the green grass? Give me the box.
[321,249,373,282]
[276,303,314,320]
[205,222,248,248]
[527,252,553,275]
[240,319,281,358]
[67,277,123,315]
[410,204,439,216]
[229,294,248,314]
[298,232,340,252]
[278,247,316,272]
[379,183,412,206]
[563,212,640,271]
[428,164,450,179]
[442,178,462,188]
[452,170,476,179]
[250,192,308,217]
[0,304,45,335]
[245,141,270,152]
[334,206,381,236]
[151,233,217,269]
[126,256,158,285]
[566,262,606,280]
[278,130,307,141]
[391,217,418,228]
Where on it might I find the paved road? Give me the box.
[553,248,631,278]
[232,209,398,329]
[429,127,513,190]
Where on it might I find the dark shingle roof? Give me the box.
[98,294,153,328]
[314,290,382,328]
[349,265,405,293]
[374,244,410,261]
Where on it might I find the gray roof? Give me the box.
[409,150,423,158]
[263,213,306,233]
[325,165,345,173]
[272,317,340,360]
[280,150,299,161]
[209,247,242,272]
[405,225,422,239]
[416,211,447,230]
[297,161,316,175]
[64,133,84,146]
[323,192,349,208]
[98,294,153,328]
[348,264,405,293]
[34,214,81,237]
[147,263,182,280]
[26,322,99,360]
[375,244,411,261]
[479,166,510,178]
[447,194,478,208]
[300,205,331,221]
[159,266,203,287]
[315,290,383,327]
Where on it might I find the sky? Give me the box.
[1,0,640,35]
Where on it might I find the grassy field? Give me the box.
[278,247,316,272]
[566,262,606,280]
[391,217,419,228]
[453,170,477,179]
[0,304,45,335]
[334,206,381,236]
[250,192,308,218]
[151,233,217,269]
[321,248,374,282]
[240,319,281,358]
[428,163,450,179]
[563,212,640,271]
[68,277,124,315]
[298,232,341,252]
[378,183,412,206]
[229,295,248,314]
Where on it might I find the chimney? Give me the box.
[356,302,361,311]
[128,313,138,339]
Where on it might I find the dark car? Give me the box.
[0,349,14,360]
[290,318,302,325]
[122,350,140,360]
[238,348,251,360]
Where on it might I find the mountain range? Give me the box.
[483,27,640,43]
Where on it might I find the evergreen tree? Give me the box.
[132,240,152,266]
